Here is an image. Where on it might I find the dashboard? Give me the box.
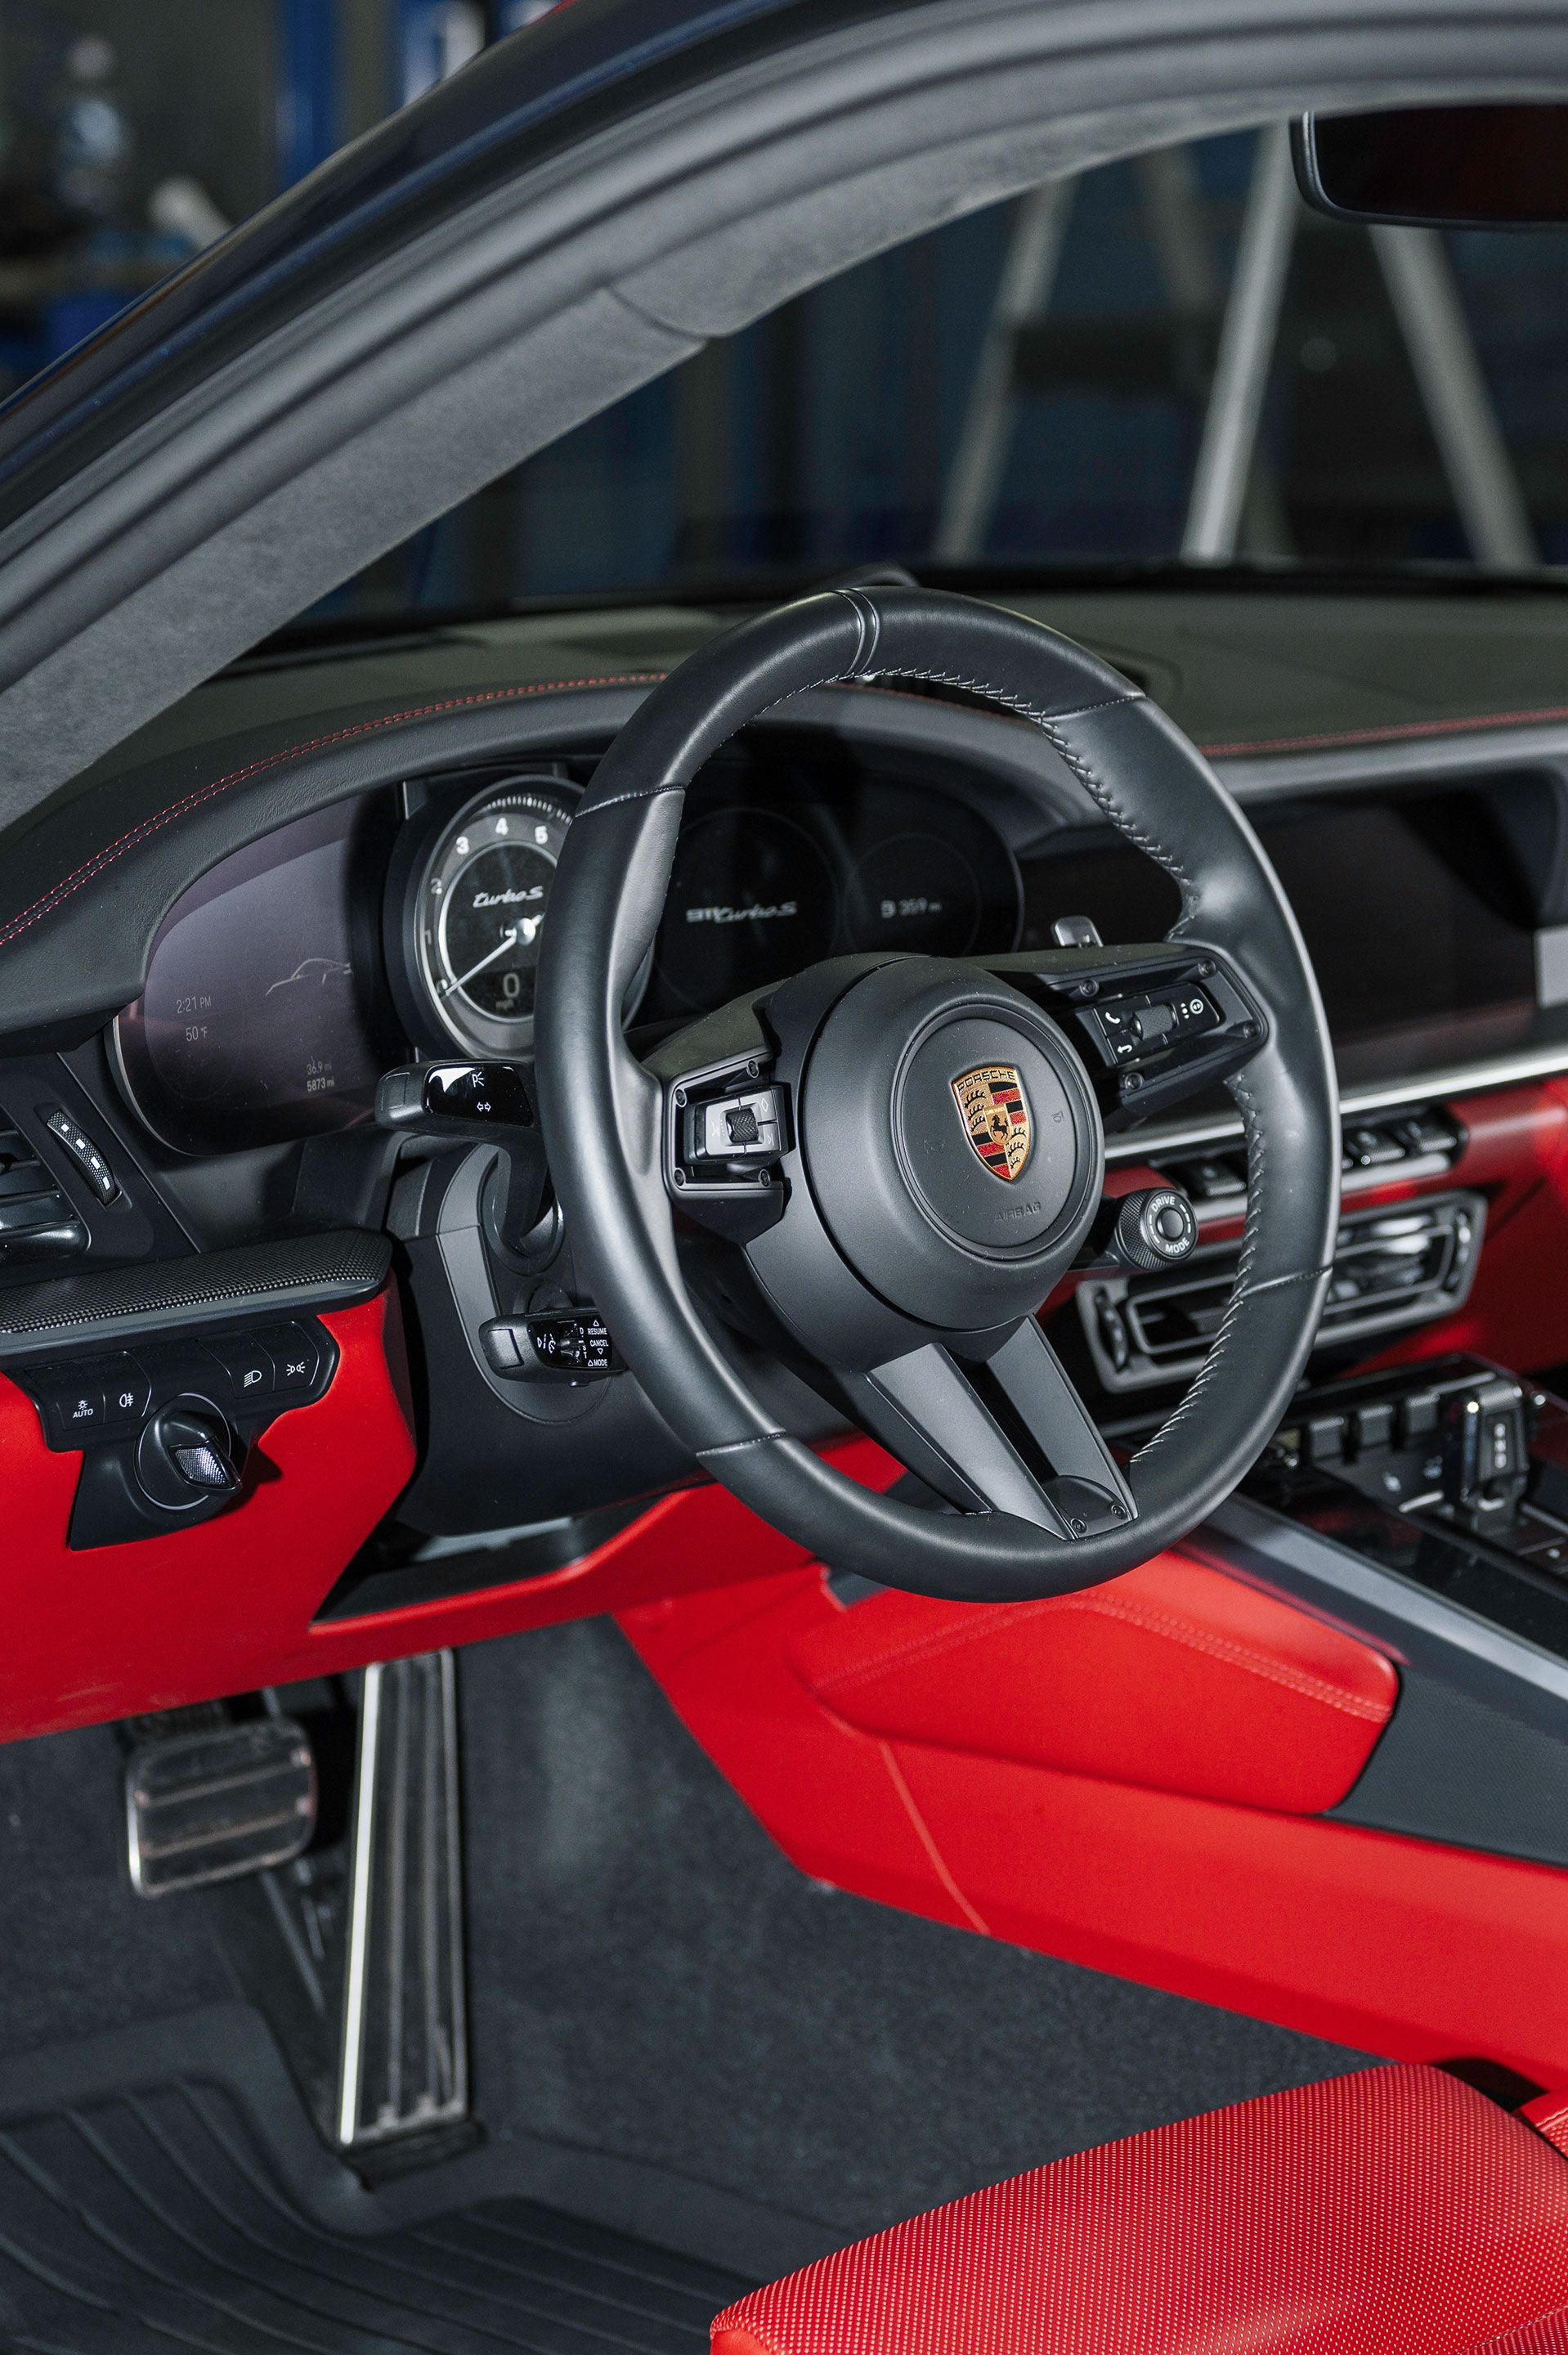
[110,720,1552,1161]
[7,579,1568,1735]
[113,741,1025,1155]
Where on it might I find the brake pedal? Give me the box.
[126,1717,316,1897]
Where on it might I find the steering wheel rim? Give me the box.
[535,586,1338,1601]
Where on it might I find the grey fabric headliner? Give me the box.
[0,0,1566,847]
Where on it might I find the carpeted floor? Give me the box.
[458,1616,1373,2241]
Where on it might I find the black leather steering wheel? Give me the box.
[535,588,1338,1601]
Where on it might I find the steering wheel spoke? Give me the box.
[978,940,1266,1128]
[846,1320,1136,1540]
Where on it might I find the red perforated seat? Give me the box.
[711,2066,1568,2355]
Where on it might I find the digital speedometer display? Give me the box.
[412,783,572,1053]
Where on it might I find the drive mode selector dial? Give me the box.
[414,783,572,1054]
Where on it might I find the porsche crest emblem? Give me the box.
[952,1065,1033,1182]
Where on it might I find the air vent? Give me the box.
[1078,1193,1485,1393]
[0,1124,86,1268]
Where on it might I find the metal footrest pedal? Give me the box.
[336,1648,468,2150]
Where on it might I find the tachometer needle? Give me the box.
[451,927,517,989]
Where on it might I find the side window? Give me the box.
[332,125,1568,617]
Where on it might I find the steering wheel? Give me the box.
[535,588,1337,1601]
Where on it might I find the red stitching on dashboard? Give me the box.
[0,673,668,951]
[6,672,1566,952]
[1199,704,1568,757]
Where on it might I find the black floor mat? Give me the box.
[0,2043,750,2355]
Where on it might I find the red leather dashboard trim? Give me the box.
[0,1292,418,1738]
[788,1553,1396,1814]
[0,1326,893,1734]
[710,2066,1568,2355]
[622,1562,1568,2089]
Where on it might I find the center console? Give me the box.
[1201,1352,1568,1873]
[1244,1356,1568,1660]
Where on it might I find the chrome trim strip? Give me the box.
[335,1662,381,2149]
[1106,1038,1568,1162]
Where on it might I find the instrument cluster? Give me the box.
[113,748,1024,1154]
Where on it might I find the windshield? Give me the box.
[319,123,1568,620]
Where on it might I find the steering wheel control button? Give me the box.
[482,1309,620,1384]
[690,1085,784,1164]
[1109,1188,1198,1272]
[1087,985,1221,1066]
[44,1107,119,1203]
[669,1060,792,1207]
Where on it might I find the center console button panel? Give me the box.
[1161,1106,1464,1209]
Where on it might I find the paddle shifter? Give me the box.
[375,1061,549,1247]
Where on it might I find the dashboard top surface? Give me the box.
[24,576,1568,841]
[9,579,1568,1128]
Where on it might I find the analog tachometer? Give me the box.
[412,782,572,1053]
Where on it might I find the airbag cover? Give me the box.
[800,961,1102,1331]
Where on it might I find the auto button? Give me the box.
[34,1367,110,1444]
